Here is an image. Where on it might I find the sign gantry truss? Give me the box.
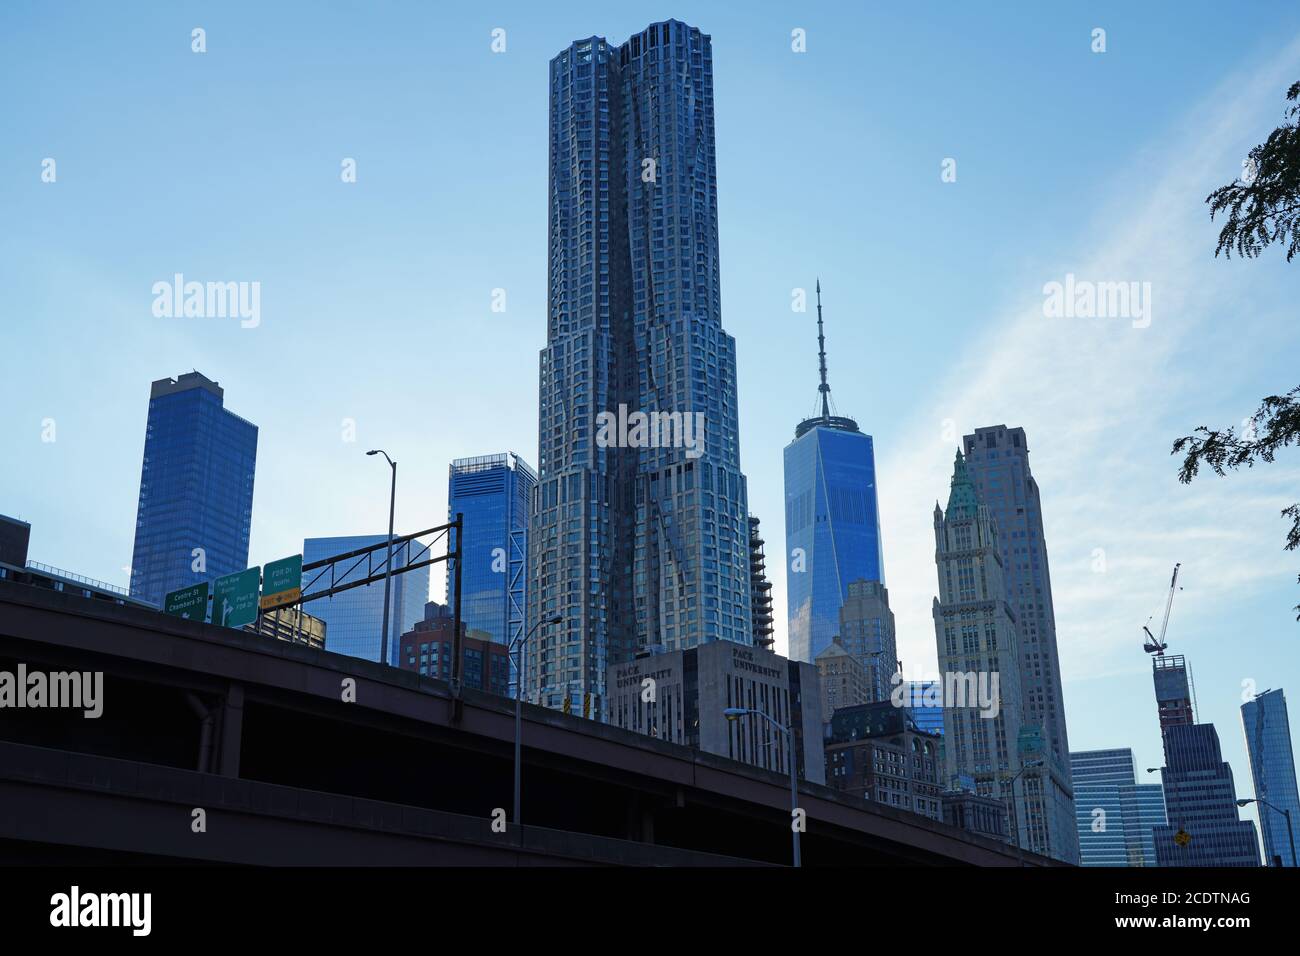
[259,516,465,682]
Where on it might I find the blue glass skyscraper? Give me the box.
[1070,748,1166,866]
[129,372,257,607]
[1242,688,1300,866]
[784,283,885,664]
[302,534,429,665]
[529,21,752,714]
[447,453,536,689]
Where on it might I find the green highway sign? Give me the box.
[163,582,209,621]
[214,566,261,629]
[260,554,303,609]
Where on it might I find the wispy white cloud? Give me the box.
[877,36,1300,686]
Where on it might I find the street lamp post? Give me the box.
[1238,797,1297,867]
[725,706,800,867]
[510,614,563,831]
[366,450,397,666]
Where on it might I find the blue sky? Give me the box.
[3,1,1299,842]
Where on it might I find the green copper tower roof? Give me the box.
[946,449,979,519]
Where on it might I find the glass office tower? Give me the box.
[129,372,257,608]
[901,681,944,737]
[1242,688,1300,866]
[1125,778,1170,867]
[302,534,429,665]
[784,284,884,665]
[447,453,536,691]
[1152,654,1260,866]
[1155,722,1261,866]
[529,21,752,715]
[1070,748,1166,866]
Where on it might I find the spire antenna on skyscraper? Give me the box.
[785,281,883,668]
[794,280,858,439]
[816,278,832,421]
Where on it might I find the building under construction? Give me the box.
[748,516,774,650]
[1145,567,1259,866]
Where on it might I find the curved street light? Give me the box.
[1237,797,1297,867]
[725,706,800,867]
[509,614,564,829]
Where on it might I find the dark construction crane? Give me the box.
[1142,562,1182,656]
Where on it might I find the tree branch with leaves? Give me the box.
[1206,81,1300,260]
[1173,388,1300,614]
[1174,79,1300,616]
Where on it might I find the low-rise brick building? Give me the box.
[826,701,942,820]
[398,601,509,697]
